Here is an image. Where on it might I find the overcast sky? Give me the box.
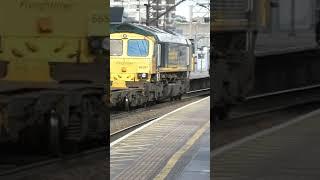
[175,0,209,20]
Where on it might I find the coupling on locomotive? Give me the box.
[110,23,194,109]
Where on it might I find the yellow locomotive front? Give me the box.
[110,32,156,88]
[0,0,108,152]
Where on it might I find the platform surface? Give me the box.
[110,97,210,180]
[255,31,317,57]
[174,127,210,180]
[213,108,320,180]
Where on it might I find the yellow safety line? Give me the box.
[154,120,210,180]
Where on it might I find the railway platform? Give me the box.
[213,108,320,179]
[171,126,210,180]
[110,97,210,180]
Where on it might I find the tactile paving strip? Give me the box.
[110,98,210,180]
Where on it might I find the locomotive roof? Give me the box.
[110,23,189,45]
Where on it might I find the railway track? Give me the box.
[186,88,211,98]
[3,84,318,177]
[111,88,210,115]
[0,146,106,179]
[111,88,210,117]
[111,83,320,139]
[110,117,158,143]
[214,84,320,149]
[229,84,320,119]
[0,88,210,179]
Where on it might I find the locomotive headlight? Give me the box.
[138,73,148,79]
[89,38,101,49]
[88,36,108,55]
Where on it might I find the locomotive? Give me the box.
[0,0,108,154]
[110,23,193,109]
[213,0,320,120]
[212,0,261,119]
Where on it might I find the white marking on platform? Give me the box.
[110,96,210,147]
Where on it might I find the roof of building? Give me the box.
[110,23,189,45]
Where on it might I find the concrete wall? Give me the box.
[174,23,210,49]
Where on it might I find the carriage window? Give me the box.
[110,39,123,56]
[128,39,149,56]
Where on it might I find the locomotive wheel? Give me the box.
[124,96,130,111]
[19,110,62,156]
[48,110,61,156]
[62,112,81,154]
[89,97,108,141]
[81,98,92,137]
[83,96,107,139]
[175,95,182,100]
[64,96,107,153]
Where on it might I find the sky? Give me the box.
[175,0,209,20]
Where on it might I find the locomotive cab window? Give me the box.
[110,39,123,56]
[128,39,149,57]
[165,44,189,67]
